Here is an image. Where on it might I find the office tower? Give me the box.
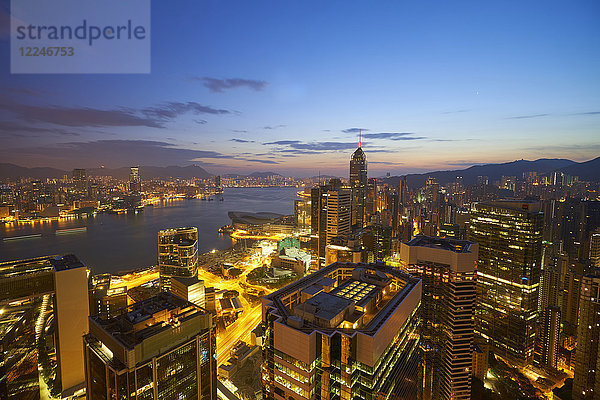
[311,179,350,268]
[170,275,206,308]
[262,262,422,400]
[361,223,393,262]
[399,235,478,400]
[573,275,600,400]
[350,143,367,228]
[90,273,128,318]
[365,178,377,222]
[158,227,199,291]
[470,200,543,366]
[73,168,88,194]
[591,229,600,268]
[0,255,89,398]
[326,189,352,246]
[84,292,216,400]
[129,166,142,193]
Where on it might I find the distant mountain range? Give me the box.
[1,156,598,184]
[0,164,213,180]
[381,156,600,187]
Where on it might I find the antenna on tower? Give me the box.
[358,129,362,148]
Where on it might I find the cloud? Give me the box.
[363,132,426,140]
[232,129,248,133]
[441,109,470,114]
[264,140,302,145]
[570,111,600,116]
[369,161,405,165]
[244,159,279,164]
[263,124,286,130]
[0,140,234,169]
[290,142,360,151]
[230,138,254,143]
[198,77,268,93]
[0,99,233,129]
[506,114,550,119]
[194,119,208,124]
[342,128,369,133]
[0,121,80,137]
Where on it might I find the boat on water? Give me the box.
[2,233,42,241]
[56,227,87,235]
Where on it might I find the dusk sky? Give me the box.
[1,0,599,177]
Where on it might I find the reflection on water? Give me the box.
[0,187,300,274]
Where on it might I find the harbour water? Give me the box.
[0,187,300,274]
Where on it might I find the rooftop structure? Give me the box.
[262,262,422,400]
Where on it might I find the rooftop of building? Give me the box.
[90,292,208,349]
[171,275,203,287]
[0,254,85,276]
[263,262,420,336]
[405,235,474,254]
[475,199,542,213]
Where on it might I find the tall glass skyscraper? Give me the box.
[470,200,544,366]
[158,227,199,291]
[350,145,367,228]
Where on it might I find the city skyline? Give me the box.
[1,1,599,176]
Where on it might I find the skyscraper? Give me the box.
[262,262,422,400]
[158,227,199,291]
[470,200,544,366]
[73,168,88,194]
[399,235,478,400]
[573,275,600,400]
[0,255,90,398]
[311,179,351,268]
[350,143,367,228]
[84,292,217,400]
[129,166,142,193]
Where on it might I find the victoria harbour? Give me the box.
[0,187,300,274]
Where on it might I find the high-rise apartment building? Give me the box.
[590,229,600,269]
[129,166,142,193]
[262,262,422,400]
[0,255,90,398]
[350,144,367,228]
[470,200,544,366]
[158,227,199,291]
[84,292,216,400]
[573,275,600,400]
[399,235,478,400]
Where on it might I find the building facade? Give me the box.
[399,235,478,400]
[470,200,543,366]
[573,275,600,400]
[158,227,199,291]
[84,292,216,400]
[350,146,367,228]
[262,262,422,400]
[0,255,89,398]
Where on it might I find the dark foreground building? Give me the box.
[84,292,216,400]
[262,262,422,400]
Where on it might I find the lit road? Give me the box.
[111,269,159,289]
[216,304,263,366]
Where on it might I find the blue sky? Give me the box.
[0,0,599,176]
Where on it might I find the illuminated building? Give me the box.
[326,189,352,247]
[158,227,199,291]
[591,230,600,269]
[129,166,142,193]
[469,200,543,366]
[311,179,351,267]
[365,178,377,222]
[90,273,127,318]
[84,292,216,400]
[350,142,367,228]
[325,237,362,265]
[262,262,422,400]
[399,235,478,400]
[170,275,206,308]
[0,255,90,398]
[573,275,600,400]
[73,168,88,195]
